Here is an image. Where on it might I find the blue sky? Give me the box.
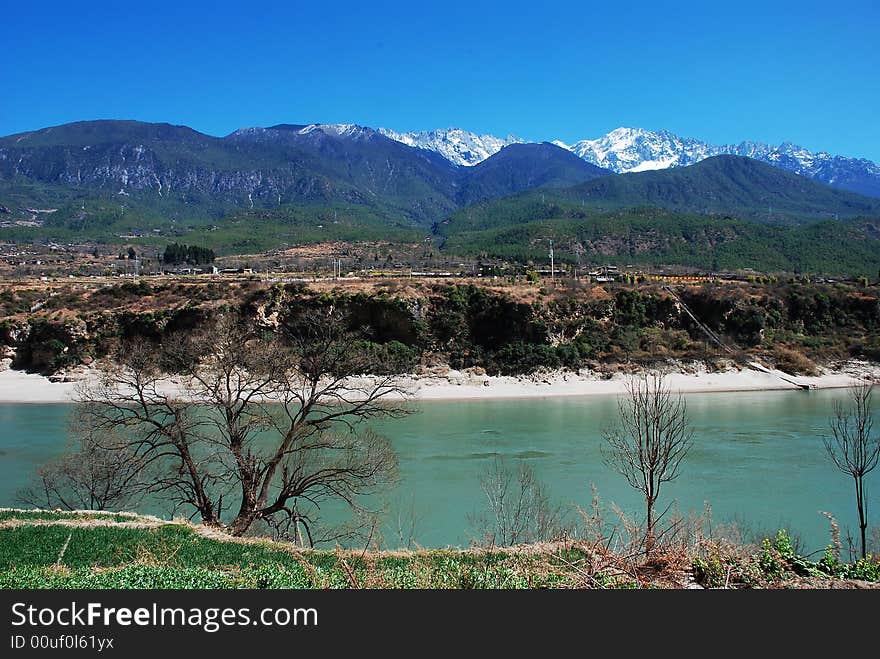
[3,1,878,160]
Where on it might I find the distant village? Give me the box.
[0,240,860,287]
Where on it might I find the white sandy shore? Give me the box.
[0,369,83,403]
[0,360,876,404]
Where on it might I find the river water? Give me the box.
[1,388,876,554]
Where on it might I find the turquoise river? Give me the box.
[1,388,877,554]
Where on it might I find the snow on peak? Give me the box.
[228,127,266,139]
[564,127,718,173]
[549,128,879,193]
[229,121,880,195]
[378,127,524,166]
[299,123,366,137]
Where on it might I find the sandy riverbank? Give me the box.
[0,359,876,404]
[0,368,84,403]
[405,363,875,400]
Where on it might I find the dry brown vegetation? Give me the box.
[2,276,878,382]
[773,346,820,376]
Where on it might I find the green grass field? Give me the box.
[0,511,585,589]
[1,510,877,589]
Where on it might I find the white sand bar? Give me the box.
[0,360,876,404]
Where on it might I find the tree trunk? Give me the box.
[228,509,257,537]
[856,476,867,560]
[645,497,655,554]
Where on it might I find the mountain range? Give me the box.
[443,156,880,233]
[384,126,880,199]
[436,158,880,274]
[377,127,525,167]
[0,121,604,228]
[1,119,880,274]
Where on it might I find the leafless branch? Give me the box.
[601,373,693,554]
[822,381,880,559]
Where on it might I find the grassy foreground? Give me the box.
[0,510,878,589]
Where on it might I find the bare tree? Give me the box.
[823,381,880,559]
[17,422,148,511]
[469,456,568,546]
[602,373,693,553]
[391,494,421,550]
[74,309,408,542]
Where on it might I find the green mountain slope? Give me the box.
[441,205,880,276]
[0,120,609,240]
[563,155,880,224]
[434,157,880,275]
[456,142,609,205]
[0,121,458,225]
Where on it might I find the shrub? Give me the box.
[487,342,560,375]
[12,319,87,374]
[772,347,818,376]
[353,340,421,374]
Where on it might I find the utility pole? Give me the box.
[548,239,555,281]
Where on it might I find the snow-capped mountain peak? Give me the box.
[378,127,524,166]
[229,123,377,141]
[233,121,880,197]
[298,123,369,138]
[566,127,718,173]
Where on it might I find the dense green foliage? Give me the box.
[0,180,426,253]
[562,155,880,224]
[210,203,424,253]
[11,318,89,374]
[161,243,215,266]
[437,156,880,276]
[694,529,880,587]
[441,205,880,276]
